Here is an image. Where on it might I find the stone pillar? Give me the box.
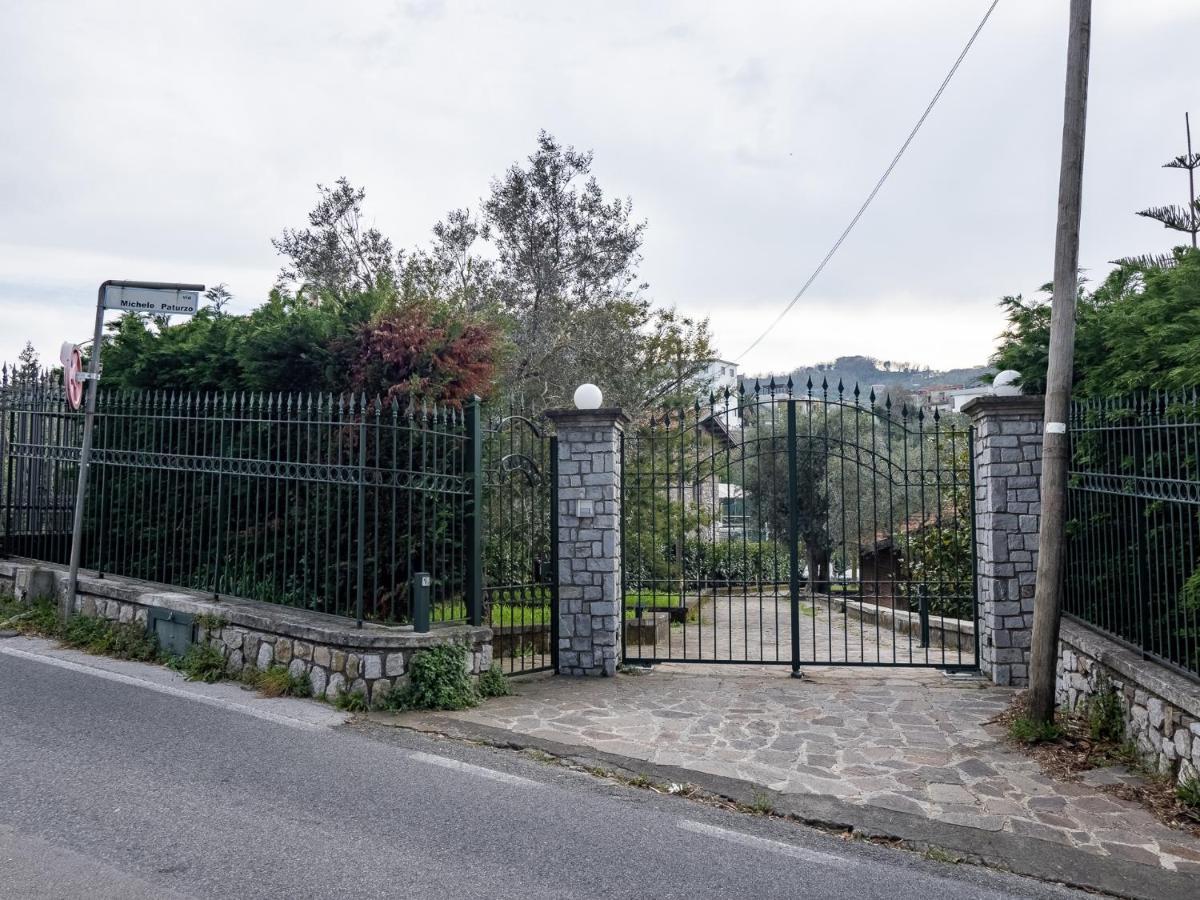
[545,408,628,676]
[963,396,1044,687]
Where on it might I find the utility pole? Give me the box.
[1028,0,1092,723]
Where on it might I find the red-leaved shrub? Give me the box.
[350,305,499,407]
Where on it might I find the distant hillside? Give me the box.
[742,355,991,394]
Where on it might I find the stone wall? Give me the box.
[814,594,976,656]
[964,396,1044,687]
[545,408,626,676]
[1057,619,1199,787]
[0,559,491,706]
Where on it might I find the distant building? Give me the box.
[702,358,742,431]
[948,385,991,412]
[915,385,957,413]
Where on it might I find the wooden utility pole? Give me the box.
[1028,0,1092,723]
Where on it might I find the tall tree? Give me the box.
[1134,112,1199,252]
[401,208,498,314]
[273,178,398,298]
[482,131,654,406]
[204,283,233,313]
[15,340,40,383]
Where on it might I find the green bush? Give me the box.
[379,643,479,711]
[477,664,511,698]
[173,642,227,683]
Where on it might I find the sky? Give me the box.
[1,0,1197,379]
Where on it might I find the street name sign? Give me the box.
[65,278,205,621]
[103,284,200,316]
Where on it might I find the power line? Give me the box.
[734,0,1002,363]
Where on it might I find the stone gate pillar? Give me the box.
[544,407,628,676]
[963,396,1045,687]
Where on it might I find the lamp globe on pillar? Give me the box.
[573,383,603,410]
[992,370,1022,396]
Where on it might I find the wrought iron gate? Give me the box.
[621,380,978,672]
[482,405,557,674]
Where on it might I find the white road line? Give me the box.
[0,643,346,732]
[406,750,541,787]
[677,820,854,868]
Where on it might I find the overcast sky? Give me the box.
[1,0,1196,378]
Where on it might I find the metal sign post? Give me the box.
[64,280,204,619]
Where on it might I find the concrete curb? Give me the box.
[375,712,1196,900]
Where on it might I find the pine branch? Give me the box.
[1136,202,1200,234]
[1109,252,1179,270]
[1163,152,1200,171]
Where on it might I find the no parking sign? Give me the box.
[59,341,83,410]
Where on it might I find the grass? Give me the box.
[194,613,227,632]
[254,664,312,698]
[0,596,61,635]
[435,592,699,627]
[333,686,369,712]
[1178,777,1200,810]
[624,591,683,610]
[3,596,162,662]
[1085,680,1125,743]
[923,846,963,864]
[748,790,774,815]
[435,600,552,627]
[489,604,552,627]
[1007,714,1064,744]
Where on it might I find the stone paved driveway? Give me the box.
[429,664,1200,876]
[629,590,976,667]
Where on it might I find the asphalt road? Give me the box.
[0,646,1091,900]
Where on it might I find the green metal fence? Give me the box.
[481,404,556,674]
[1065,390,1200,681]
[1,366,483,627]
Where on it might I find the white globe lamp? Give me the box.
[573,383,603,410]
[993,370,1022,397]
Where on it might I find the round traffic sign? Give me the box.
[64,345,83,410]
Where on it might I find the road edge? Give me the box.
[371,711,1194,900]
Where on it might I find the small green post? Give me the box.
[464,397,483,627]
[918,586,930,649]
[412,572,431,633]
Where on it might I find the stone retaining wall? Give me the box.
[817,593,976,655]
[1057,618,1199,786]
[0,560,491,706]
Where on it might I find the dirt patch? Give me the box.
[994,692,1200,838]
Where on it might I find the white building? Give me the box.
[702,358,742,431]
[949,385,992,413]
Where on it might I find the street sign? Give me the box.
[65,279,205,621]
[102,284,200,316]
[60,342,83,410]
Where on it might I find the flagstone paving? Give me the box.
[434,664,1200,874]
